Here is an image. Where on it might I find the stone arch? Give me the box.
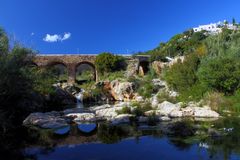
[46,61,69,82]
[46,60,67,68]
[138,60,150,76]
[75,61,97,83]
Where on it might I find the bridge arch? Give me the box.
[46,61,68,82]
[75,61,97,83]
[138,60,150,76]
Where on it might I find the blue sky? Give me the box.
[0,0,240,54]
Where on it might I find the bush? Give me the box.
[165,53,200,92]
[132,102,152,116]
[157,91,177,103]
[95,52,126,75]
[177,83,208,102]
[197,57,240,95]
[137,82,157,98]
[202,92,229,112]
[116,106,131,115]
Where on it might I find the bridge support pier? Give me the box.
[67,64,76,84]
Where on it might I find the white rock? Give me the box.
[181,107,194,117]
[110,114,133,125]
[110,80,135,101]
[151,94,159,108]
[95,107,118,120]
[169,90,179,97]
[89,104,112,112]
[65,113,96,122]
[144,110,156,116]
[23,112,68,129]
[157,101,180,116]
[114,102,130,108]
[193,107,219,118]
[135,96,144,102]
[169,110,183,118]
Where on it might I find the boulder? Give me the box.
[193,107,219,118]
[152,61,166,75]
[157,101,181,116]
[110,80,135,101]
[134,96,144,102]
[114,102,131,108]
[144,110,156,116]
[65,113,96,122]
[95,107,119,120]
[89,104,112,112]
[110,114,133,125]
[169,110,183,118]
[151,94,159,108]
[181,107,194,117]
[23,112,68,129]
[50,87,76,105]
[125,59,139,78]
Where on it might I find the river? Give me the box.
[22,116,240,160]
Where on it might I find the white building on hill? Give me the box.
[193,21,238,34]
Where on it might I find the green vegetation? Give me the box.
[117,102,152,117]
[99,71,125,81]
[148,30,207,61]
[148,28,240,113]
[76,70,95,82]
[0,27,58,133]
[95,52,126,75]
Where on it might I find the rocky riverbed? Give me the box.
[23,100,219,129]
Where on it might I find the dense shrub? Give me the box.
[198,57,240,94]
[165,53,200,92]
[149,30,207,62]
[0,28,8,55]
[95,52,126,75]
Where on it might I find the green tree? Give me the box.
[165,53,200,91]
[197,57,240,94]
[0,28,9,55]
[95,52,126,74]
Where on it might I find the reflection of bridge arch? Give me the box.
[77,123,98,136]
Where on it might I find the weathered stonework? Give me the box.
[34,54,152,83]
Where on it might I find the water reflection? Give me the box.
[6,117,240,160]
[77,123,97,135]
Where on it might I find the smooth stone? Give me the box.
[110,114,133,125]
[66,113,96,122]
[193,107,219,118]
[157,101,181,116]
[169,110,183,118]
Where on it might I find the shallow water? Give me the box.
[23,118,240,160]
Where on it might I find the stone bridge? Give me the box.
[34,54,150,83]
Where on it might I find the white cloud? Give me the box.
[31,32,35,36]
[61,32,71,41]
[43,32,71,42]
[43,34,61,42]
